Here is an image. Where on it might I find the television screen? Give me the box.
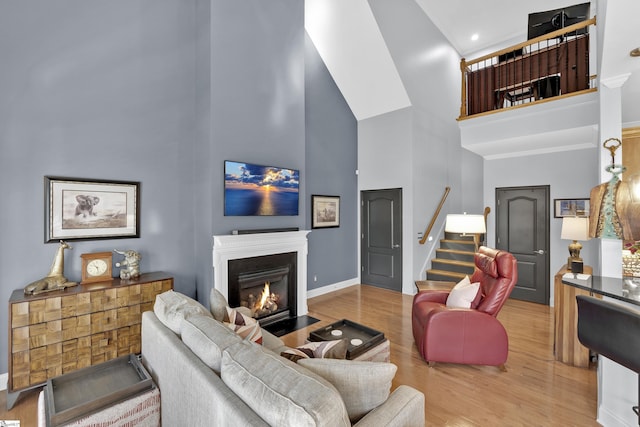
[224,160,299,216]
[527,2,590,40]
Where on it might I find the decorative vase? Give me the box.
[622,250,640,277]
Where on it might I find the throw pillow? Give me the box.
[153,290,212,335]
[280,339,348,363]
[181,314,242,373]
[224,307,262,345]
[446,278,481,309]
[221,341,350,427]
[209,288,229,322]
[297,358,397,423]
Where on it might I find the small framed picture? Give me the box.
[554,198,590,218]
[312,195,340,229]
[45,176,140,242]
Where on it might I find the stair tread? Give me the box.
[441,239,475,245]
[432,258,474,267]
[437,248,475,254]
[427,269,467,278]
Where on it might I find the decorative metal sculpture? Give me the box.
[590,138,635,240]
[24,241,78,295]
[113,249,141,280]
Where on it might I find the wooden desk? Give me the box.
[468,34,590,115]
[554,265,596,368]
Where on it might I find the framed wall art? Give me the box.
[554,198,590,218]
[312,195,340,229]
[45,176,140,242]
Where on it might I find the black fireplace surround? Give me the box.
[227,252,297,326]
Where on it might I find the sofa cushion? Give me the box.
[209,288,229,322]
[446,278,481,309]
[297,358,397,423]
[153,290,212,335]
[221,341,350,427]
[280,339,348,363]
[224,307,263,344]
[181,314,242,373]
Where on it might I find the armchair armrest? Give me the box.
[413,290,449,305]
[354,385,425,427]
[423,308,509,366]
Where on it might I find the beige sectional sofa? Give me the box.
[141,290,425,426]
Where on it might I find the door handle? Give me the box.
[534,249,545,255]
[392,244,400,248]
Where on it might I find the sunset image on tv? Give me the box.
[224,161,299,216]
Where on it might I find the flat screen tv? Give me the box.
[224,160,299,216]
[527,2,590,40]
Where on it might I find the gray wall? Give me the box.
[484,148,600,305]
[193,0,306,303]
[0,0,199,375]
[366,0,484,286]
[304,33,358,290]
[1,0,358,378]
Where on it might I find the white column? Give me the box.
[597,75,637,427]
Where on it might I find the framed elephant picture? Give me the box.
[45,176,140,242]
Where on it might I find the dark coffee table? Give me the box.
[308,319,385,360]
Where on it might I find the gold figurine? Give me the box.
[24,240,78,295]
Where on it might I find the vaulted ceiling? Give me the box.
[306,0,640,126]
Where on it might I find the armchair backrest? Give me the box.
[470,246,518,316]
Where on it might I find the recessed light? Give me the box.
[471,34,479,41]
[631,47,640,57]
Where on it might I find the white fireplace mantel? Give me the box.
[212,230,311,316]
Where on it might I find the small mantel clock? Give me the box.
[80,252,113,284]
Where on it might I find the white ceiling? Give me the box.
[414,0,580,57]
[416,0,640,126]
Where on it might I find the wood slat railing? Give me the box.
[419,187,450,245]
[459,17,596,119]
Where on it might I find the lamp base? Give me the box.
[567,256,584,272]
[570,260,584,274]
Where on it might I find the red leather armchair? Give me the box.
[412,246,518,369]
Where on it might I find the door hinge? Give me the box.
[497,236,500,244]
[361,266,364,272]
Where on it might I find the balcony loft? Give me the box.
[458,18,598,159]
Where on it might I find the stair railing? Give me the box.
[419,186,450,245]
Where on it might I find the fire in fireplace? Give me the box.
[228,252,297,325]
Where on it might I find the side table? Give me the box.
[554,265,598,368]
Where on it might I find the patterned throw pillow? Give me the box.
[224,307,263,345]
[280,339,348,363]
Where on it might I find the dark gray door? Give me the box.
[361,189,402,291]
[496,186,550,304]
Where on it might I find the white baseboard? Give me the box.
[307,278,359,299]
[0,372,7,391]
[598,406,635,427]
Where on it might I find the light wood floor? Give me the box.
[1,284,598,426]
[283,285,599,427]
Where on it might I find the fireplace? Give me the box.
[227,252,297,325]
[212,231,310,320]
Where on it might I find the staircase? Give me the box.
[426,232,479,282]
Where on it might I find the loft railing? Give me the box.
[459,17,596,119]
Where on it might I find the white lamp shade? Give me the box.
[561,217,590,241]
[445,214,486,234]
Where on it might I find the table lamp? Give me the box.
[445,213,486,251]
[561,216,590,272]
